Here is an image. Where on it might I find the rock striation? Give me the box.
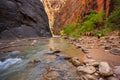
[52,0,112,34]
[42,0,66,30]
[0,0,52,39]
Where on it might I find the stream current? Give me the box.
[0,37,85,80]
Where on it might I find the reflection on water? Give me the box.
[48,38,85,61]
[0,37,85,80]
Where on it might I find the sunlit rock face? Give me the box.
[41,0,66,30]
[52,0,111,35]
[0,0,52,39]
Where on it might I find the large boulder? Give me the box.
[109,48,120,55]
[99,62,113,76]
[0,0,52,39]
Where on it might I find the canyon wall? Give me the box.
[49,0,111,34]
[0,0,52,39]
[42,0,66,30]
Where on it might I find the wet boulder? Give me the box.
[29,59,41,64]
[9,51,20,56]
[70,57,82,66]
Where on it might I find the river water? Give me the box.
[0,37,85,80]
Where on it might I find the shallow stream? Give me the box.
[0,37,85,80]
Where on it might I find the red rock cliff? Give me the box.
[52,0,111,35]
[42,0,66,30]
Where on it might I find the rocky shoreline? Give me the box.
[60,35,120,79]
[0,36,120,80]
[29,48,120,80]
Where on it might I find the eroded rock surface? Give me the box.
[0,0,52,39]
[53,0,112,34]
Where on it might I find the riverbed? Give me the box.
[0,37,86,80]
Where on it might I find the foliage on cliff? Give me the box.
[61,11,105,37]
[61,0,120,37]
[108,0,120,30]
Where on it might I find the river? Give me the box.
[0,37,86,80]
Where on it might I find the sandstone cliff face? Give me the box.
[0,0,52,39]
[42,0,66,29]
[52,0,111,35]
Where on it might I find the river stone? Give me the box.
[75,43,81,48]
[55,54,71,60]
[80,74,98,80]
[46,71,60,79]
[83,59,96,63]
[52,49,61,54]
[109,48,120,55]
[81,47,88,54]
[99,62,113,76]
[69,37,77,41]
[114,66,120,75]
[104,44,111,50]
[86,61,100,67]
[99,78,106,80]
[29,59,40,64]
[42,71,60,80]
[85,74,98,80]
[71,57,81,66]
[77,66,96,74]
[107,76,119,80]
[9,51,20,56]
[62,35,69,39]
[83,59,99,67]
[46,55,57,63]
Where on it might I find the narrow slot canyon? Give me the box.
[0,0,120,80]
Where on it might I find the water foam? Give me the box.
[0,58,22,70]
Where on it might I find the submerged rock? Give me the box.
[83,59,99,67]
[52,50,61,54]
[29,59,40,64]
[43,71,60,80]
[9,51,20,56]
[55,54,71,60]
[70,57,81,66]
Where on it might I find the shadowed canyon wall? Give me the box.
[0,0,52,39]
[42,0,112,35]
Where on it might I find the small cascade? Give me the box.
[0,58,22,70]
